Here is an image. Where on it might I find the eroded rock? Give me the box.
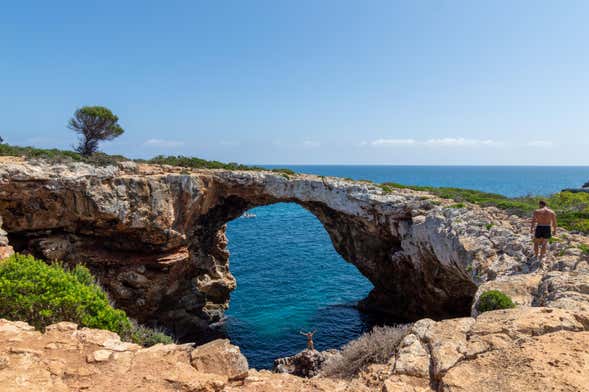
[190,339,249,381]
[2,159,587,339]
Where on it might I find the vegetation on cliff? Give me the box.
[380,182,589,233]
[0,253,172,346]
[476,290,516,313]
[0,143,587,232]
[0,143,295,174]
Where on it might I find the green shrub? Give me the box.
[0,254,130,332]
[143,154,259,171]
[271,168,296,175]
[476,290,515,313]
[0,254,172,346]
[578,243,589,255]
[125,322,174,346]
[379,184,393,193]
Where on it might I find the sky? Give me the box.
[1,0,588,165]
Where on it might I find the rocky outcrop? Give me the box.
[562,179,589,193]
[0,158,588,340]
[0,318,243,391]
[273,349,339,377]
[191,339,249,381]
[384,307,589,392]
[2,307,588,392]
[0,215,14,259]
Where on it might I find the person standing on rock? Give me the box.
[299,330,316,350]
[531,200,557,260]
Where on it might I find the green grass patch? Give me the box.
[379,184,393,193]
[449,203,465,209]
[485,223,494,230]
[579,244,589,255]
[476,290,516,313]
[0,253,172,346]
[380,182,589,234]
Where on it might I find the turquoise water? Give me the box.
[223,166,589,369]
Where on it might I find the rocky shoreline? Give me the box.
[0,157,588,391]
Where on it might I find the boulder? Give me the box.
[190,339,249,381]
[273,349,335,378]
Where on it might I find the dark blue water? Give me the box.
[224,166,589,369]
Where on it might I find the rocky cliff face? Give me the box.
[0,158,588,340]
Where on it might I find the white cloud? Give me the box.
[370,138,416,146]
[526,140,553,148]
[425,138,500,147]
[363,137,501,148]
[144,139,184,148]
[303,140,321,148]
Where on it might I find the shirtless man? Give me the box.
[530,200,557,259]
[299,330,316,350]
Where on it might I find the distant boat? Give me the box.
[241,212,256,218]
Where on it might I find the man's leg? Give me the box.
[533,238,540,257]
[540,239,548,259]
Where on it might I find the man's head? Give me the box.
[539,200,547,208]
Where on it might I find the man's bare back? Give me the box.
[533,207,557,227]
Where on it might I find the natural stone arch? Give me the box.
[0,160,517,340]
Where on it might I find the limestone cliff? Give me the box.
[0,157,588,340]
[1,307,588,391]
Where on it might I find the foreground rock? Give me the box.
[2,307,588,391]
[1,158,588,339]
[0,215,13,259]
[191,339,249,381]
[273,349,338,377]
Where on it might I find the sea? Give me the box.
[221,166,589,369]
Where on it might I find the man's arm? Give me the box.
[530,211,537,233]
[551,211,558,234]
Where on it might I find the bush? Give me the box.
[0,254,172,346]
[124,322,174,346]
[0,254,130,332]
[476,290,515,313]
[321,325,409,379]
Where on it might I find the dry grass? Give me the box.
[321,324,410,379]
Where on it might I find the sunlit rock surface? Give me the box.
[0,157,588,341]
[1,308,588,391]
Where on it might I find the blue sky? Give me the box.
[1,1,588,165]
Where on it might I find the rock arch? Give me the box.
[0,160,560,340]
